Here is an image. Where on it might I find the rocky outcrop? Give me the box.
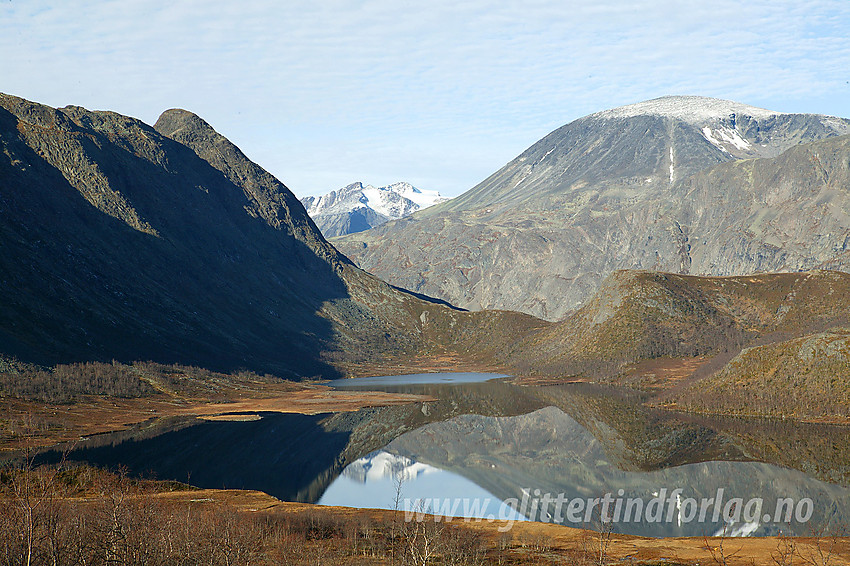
[672,328,850,418]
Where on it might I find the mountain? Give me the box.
[335,96,850,320]
[300,181,448,237]
[0,93,538,378]
[2,92,848,422]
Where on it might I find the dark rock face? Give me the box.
[153,109,337,262]
[0,94,346,375]
[0,94,484,377]
[336,96,850,320]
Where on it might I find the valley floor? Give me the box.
[3,361,850,564]
[0,380,432,452]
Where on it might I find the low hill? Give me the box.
[507,269,850,377]
[670,328,850,419]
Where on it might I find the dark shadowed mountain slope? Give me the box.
[0,94,544,378]
[153,109,334,260]
[336,96,850,320]
[0,94,347,376]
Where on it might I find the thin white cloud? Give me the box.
[1,0,848,196]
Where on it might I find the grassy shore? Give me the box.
[0,465,848,566]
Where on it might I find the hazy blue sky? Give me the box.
[2,1,849,197]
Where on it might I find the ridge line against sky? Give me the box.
[2,0,849,198]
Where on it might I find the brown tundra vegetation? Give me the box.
[2,461,850,566]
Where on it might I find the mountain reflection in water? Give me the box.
[42,374,850,537]
[377,406,850,537]
[318,450,526,522]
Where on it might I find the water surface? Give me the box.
[42,372,850,537]
[318,450,526,522]
[327,372,509,388]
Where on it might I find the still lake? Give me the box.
[42,373,850,537]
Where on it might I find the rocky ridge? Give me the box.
[0,93,536,377]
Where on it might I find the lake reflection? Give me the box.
[318,450,526,522]
[44,373,850,538]
[327,372,509,388]
[379,406,850,537]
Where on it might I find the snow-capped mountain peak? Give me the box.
[588,95,849,159]
[300,181,450,237]
[593,95,783,124]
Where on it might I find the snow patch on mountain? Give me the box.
[595,95,782,123]
[820,117,850,135]
[702,125,752,152]
[669,147,675,183]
